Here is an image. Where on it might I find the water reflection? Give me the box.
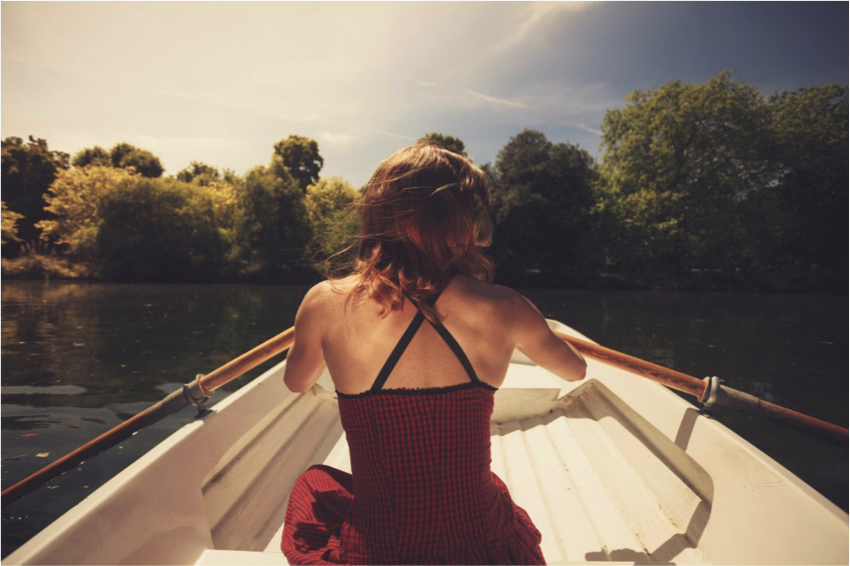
[2,385,87,395]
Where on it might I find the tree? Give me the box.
[598,72,775,273]
[764,85,848,272]
[71,142,165,178]
[203,180,241,232]
[1,136,70,246]
[305,177,361,268]
[176,161,221,186]
[418,133,468,157]
[109,142,164,178]
[489,130,598,280]
[37,166,139,264]
[272,135,323,192]
[72,146,111,168]
[96,178,226,282]
[1,202,23,245]
[237,165,311,279]
[305,177,360,227]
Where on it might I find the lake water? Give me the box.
[2,281,847,556]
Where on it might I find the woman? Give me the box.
[281,141,586,565]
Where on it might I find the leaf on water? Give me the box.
[35,453,50,458]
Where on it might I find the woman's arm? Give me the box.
[509,291,586,382]
[283,284,328,393]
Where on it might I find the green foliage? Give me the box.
[599,72,848,280]
[222,168,242,185]
[599,72,779,272]
[203,180,241,232]
[305,177,360,227]
[109,142,164,178]
[418,133,468,157]
[38,166,139,266]
[2,202,23,245]
[1,136,70,245]
[237,165,312,280]
[764,85,848,271]
[72,146,111,168]
[96,178,226,282]
[489,130,598,281]
[1,240,83,279]
[1,250,82,280]
[272,135,323,192]
[71,142,165,178]
[305,177,361,270]
[176,161,221,186]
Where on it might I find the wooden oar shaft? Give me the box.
[554,331,707,398]
[2,327,297,508]
[711,383,847,446]
[200,328,294,394]
[554,330,848,447]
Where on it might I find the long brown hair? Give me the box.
[332,141,494,322]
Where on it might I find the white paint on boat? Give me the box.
[4,321,847,565]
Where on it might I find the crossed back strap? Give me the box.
[370,292,480,392]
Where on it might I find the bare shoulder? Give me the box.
[296,280,340,323]
[452,276,527,310]
[453,276,513,301]
[449,277,529,328]
[301,280,333,308]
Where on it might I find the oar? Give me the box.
[2,328,295,507]
[554,330,848,447]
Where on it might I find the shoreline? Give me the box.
[3,267,846,295]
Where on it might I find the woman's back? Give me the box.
[310,275,516,395]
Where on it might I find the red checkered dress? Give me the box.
[281,295,545,565]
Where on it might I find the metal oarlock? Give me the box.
[183,374,213,415]
[699,375,720,408]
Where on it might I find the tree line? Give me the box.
[2,73,847,292]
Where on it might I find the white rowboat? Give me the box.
[4,321,848,565]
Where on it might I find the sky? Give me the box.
[2,2,847,187]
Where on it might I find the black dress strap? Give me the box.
[370,309,426,392]
[370,291,480,391]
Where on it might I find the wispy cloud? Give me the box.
[491,2,595,53]
[464,89,527,108]
[319,131,356,147]
[572,123,603,136]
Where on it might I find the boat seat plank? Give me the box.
[493,422,569,563]
[565,399,704,564]
[542,411,649,560]
[514,415,607,561]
